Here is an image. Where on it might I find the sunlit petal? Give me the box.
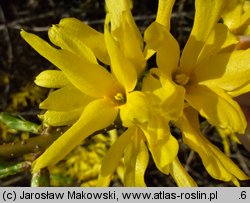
[141,68,162,92]
[169,158,197,187]
[124,128,148,186]
[97,126,136,186]
[35,70,70,88]
[176,109,249,184]
[51,18,109,64]
[39,85,93,111]
[195,49,250,97]
[33,98,118,171]
[197,23,239,65]
[115,11,146,76]
[156,0,175,30]
[158,78,185,120]
[185,84,246,133]
[104,19,137,92]
[180,0,227,74]
[41,109,83,126]
[21,30,116,98]
[49,23,98,64]
[120,91,150,127]
[142,117,179,174]
[144,22,180,77]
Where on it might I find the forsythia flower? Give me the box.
[20,0,250,186]
[145,0,249,185]
[21,0,190,186]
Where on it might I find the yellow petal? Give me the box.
[40,85,93,111]
[222,0,250,34]
[105,0,130,31]
[169,158,197,187]
[35,70,70,88]
[144,22,180,77]
[197,23,239,64]
[21,30,115,98]
[97,126,135,186]
[176,110,249,184]
[120,91,150,127]
[32,98,118,171]
[52,18,109,64]
[142,117,179,174]
[185,84,246,133]
[156,0,175,30]
[41,109,83,126]
[105,0,142,50]
[48,23,97,64]
[180,0,227,74]
[104,19,137,92]
[158,78,185,120]
[195,49,250,97]
[124,128,149,186]
[141,68,162,92]
[222,0,242,32]
[207,140,249,181]
[115,11,146,76]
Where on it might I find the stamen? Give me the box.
[114,93,126,104]
[174,73,189,86]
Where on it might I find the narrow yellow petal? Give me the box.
[33,99,118,171]
[40,85,93,111]
[141,68,162,92]
[158,78,185,120]
[185,84,246,134]
[222,0,250,34]
[120,91,150,127]
[142,117,179,174]
[195,49,250,97]
[180,0,227,74]
[156,0,175,30]
[21,30,115,98]
[53,18,109,64]
[116,11,146,76]
[97,126,135,186]
[49,23,98,64]
[35,70,70,88]
[222,0,242,32]
[105,0,142,51]
[105,0,130,31]
[104,20,137,92]
[169,158,197,187]
[41,109,83,126]
[207,141,249,181]
[144,22,180,77]
[176,108,249,183]
[124,128,148,186]
[197,23,239,65]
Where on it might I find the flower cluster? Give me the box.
[21,0,250,186]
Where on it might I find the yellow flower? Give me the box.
[21,0,184,187]
[222,0,250,35]
[145,0,250,185]
[21,0,146,172]
[98,75,196,187]
[145,0,250,135]
[176,107,249,186]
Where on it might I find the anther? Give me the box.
[174,73,189,86]
[114,93,126,104]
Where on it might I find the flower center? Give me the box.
[173,73,190,86]
[114,92,126,105]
